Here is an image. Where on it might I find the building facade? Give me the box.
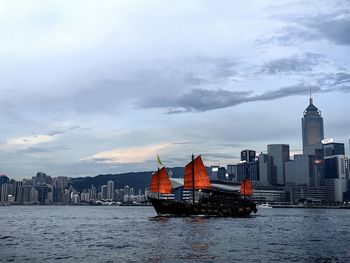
[267,144,290,185]
[302,97,324,154]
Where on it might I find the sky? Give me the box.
[0,0,350,179]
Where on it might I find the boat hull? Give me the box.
[149,197,257,217]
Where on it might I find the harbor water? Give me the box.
[1,206,350,262]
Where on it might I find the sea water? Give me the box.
[1,206,350,262]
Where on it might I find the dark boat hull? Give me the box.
[149,197,257,217]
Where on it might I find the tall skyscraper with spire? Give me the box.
[302,91,324,154]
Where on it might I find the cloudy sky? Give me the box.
[1,0,350,179]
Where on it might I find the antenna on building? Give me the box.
[309,85,313,104]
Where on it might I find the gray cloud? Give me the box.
[316,72,350,88]
[308,18,350,45]
[257,2,350,46]
[256,26,320,46]
[141,79,349,113]
[255,85,322,101]
[19,146,68,154]
[202,153,238,160]
[184,57,239,85]
[46,126,82,136]
[141,89,251,113]
[335,85,350,93]
[260,53,327,74]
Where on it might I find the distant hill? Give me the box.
[71,167,186,193]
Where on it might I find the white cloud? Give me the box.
[0,134,58,151]
[82,143,174,164]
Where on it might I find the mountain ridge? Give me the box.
[71,167,185,192]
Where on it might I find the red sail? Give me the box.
[240,179,253,196]
[184,155,211,190]
[150,167,172,194]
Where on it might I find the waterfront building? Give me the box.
[1,183,9,202]
[325,178,347,203]
[285,155,324,187]
[72,193,80,203]
[115,189,124,202]
[323,141,345,156]
[124,185,130,196]
[226,150,259,183]
[302,96,324,154]
[89,185,97,200]
[267,144,290,185]
[130,187,135,196]
[107,180,115,200]
[53,176,69,189]
[33,172,52,186]
[29,187,38,203]
[287,185,326,204]
[231,162,259,183]
[22,185,30,203]
[251,186,286,204]
[7,195,15,203]
[62,189,70,203]
[217,167,227,180]
[16,182,23,203]
[209,166,220,180]
[226,165,237,182]
[101,185,107,199]
[241,150,256,163]
[324,153,348,202]
[304,142,323,156]
[258,153,275,185]
[0,175,9,187]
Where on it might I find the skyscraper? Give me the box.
[0,175,9,187]
[241,150,256,163]
[267,144,290,185]
[107,180,115,200]
[302,96,324,154]
[101,185,107,200]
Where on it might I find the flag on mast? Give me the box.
[157,154,163,167]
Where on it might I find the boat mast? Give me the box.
[244,164,248,197]
[192,153,195,204]
[157,167,160,199]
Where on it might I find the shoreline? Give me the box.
[271,205,350,209]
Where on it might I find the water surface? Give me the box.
[1,206,349,262]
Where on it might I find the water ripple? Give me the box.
[1,206,350,262]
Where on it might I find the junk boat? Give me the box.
[148,154,257,217]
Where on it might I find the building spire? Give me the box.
[309,85,313,104]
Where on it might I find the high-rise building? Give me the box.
[233,162,259,183]
[57,176,69,189]
[1,183,9,202]
[0,175,9,188]
[217,167,227,180]
[241,150,256,163]
[130,187,135,196]
[323,142,345,156]
[324,153,348,202]
[89,185,97,200]
[268,144,290,185]
[210,166,220,180]
[285,155,324,187]
[258,153,275,185]
[302,96,324,154]
[107,180,115,200]
[101,185,107,200]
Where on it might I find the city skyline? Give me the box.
[1,1,350,179]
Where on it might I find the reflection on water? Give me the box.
[1,206,350,262]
